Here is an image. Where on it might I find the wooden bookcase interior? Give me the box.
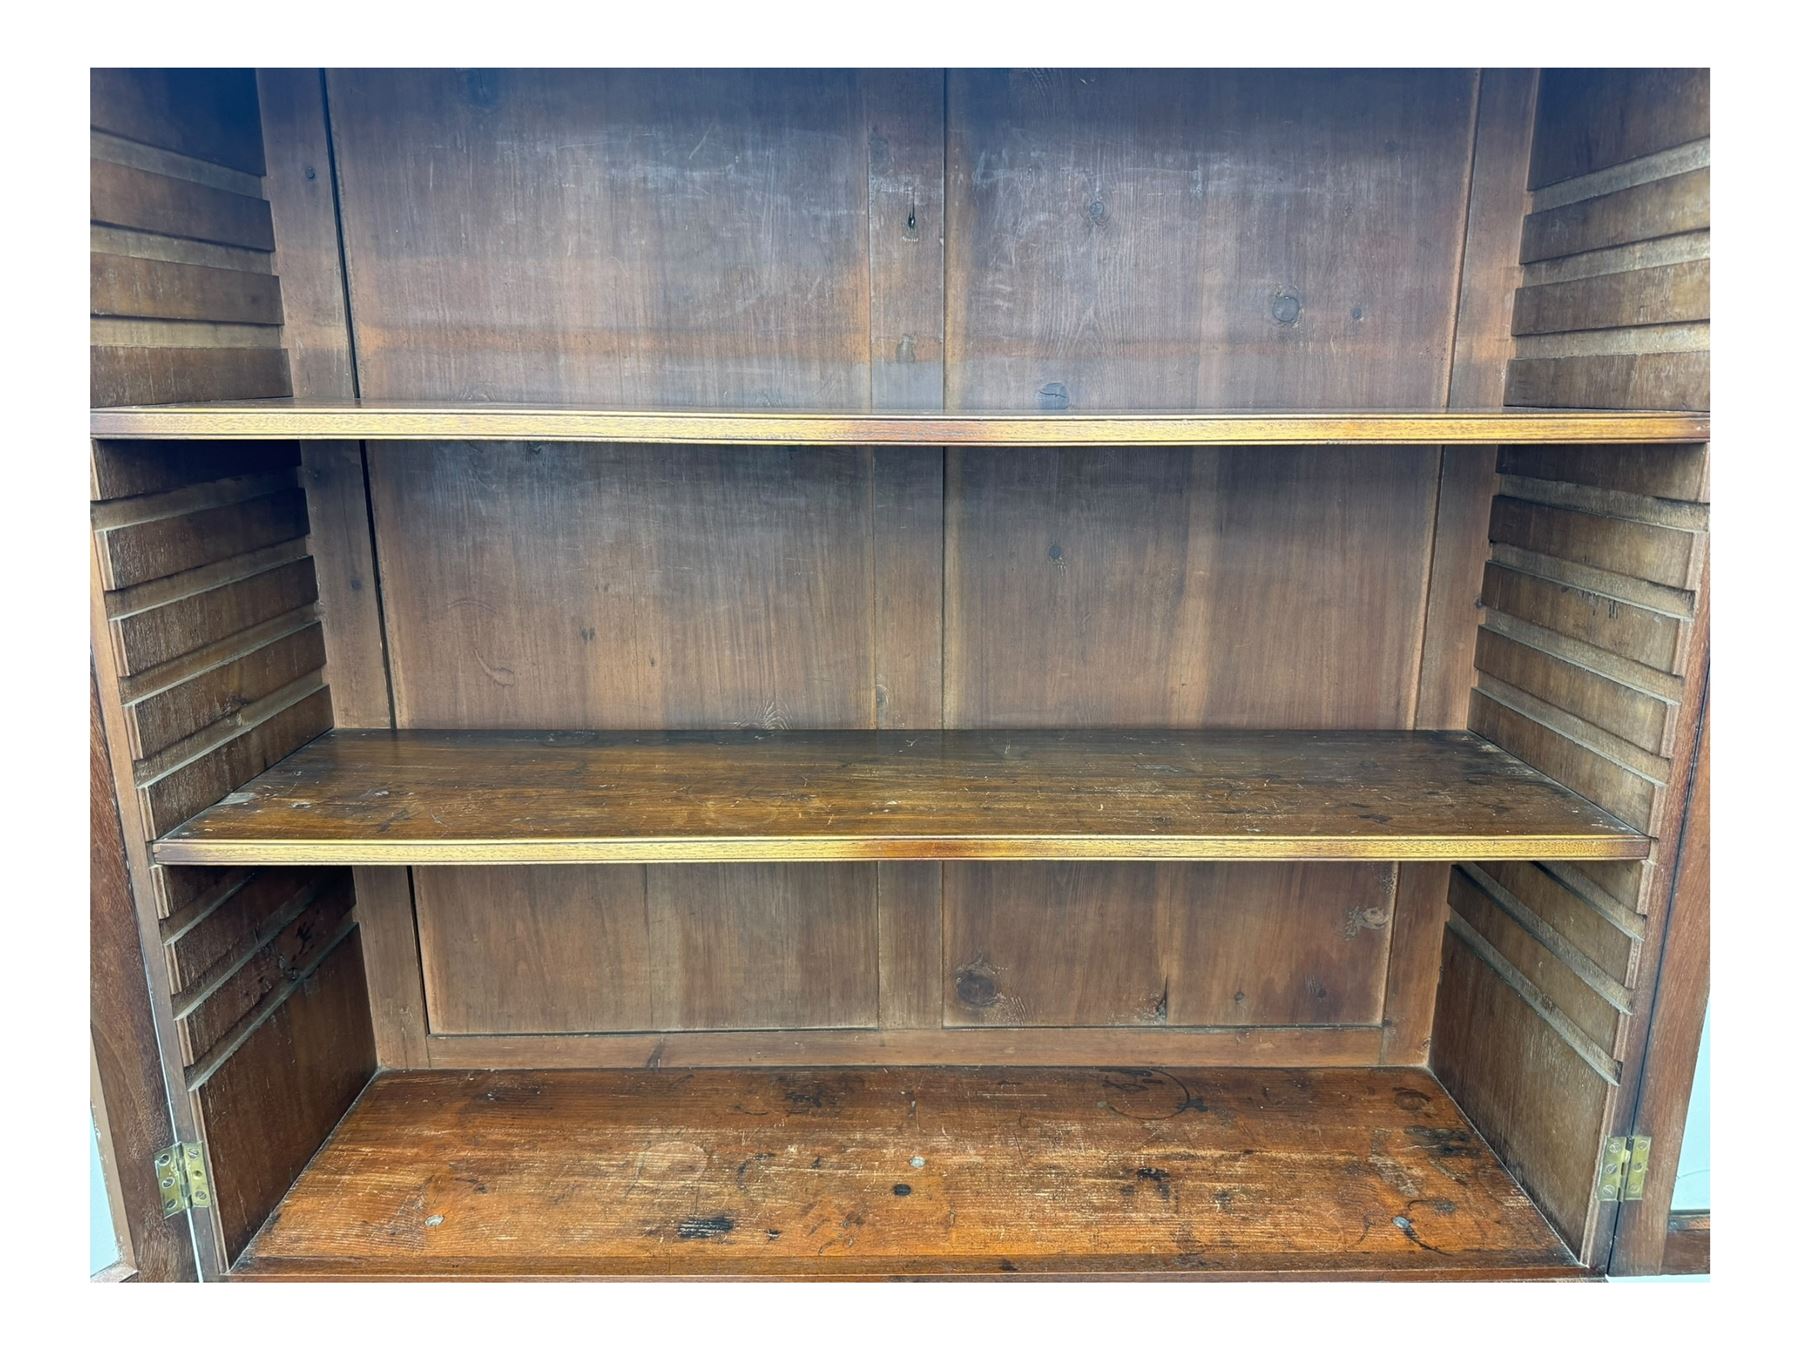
[89,68,1710,1280]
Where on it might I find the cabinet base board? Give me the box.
[234,1065,1581,1280]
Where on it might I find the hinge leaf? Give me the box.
[1596,1134,1651,1203]
[153,1141,211,1217]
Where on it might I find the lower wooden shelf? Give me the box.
[233,1066,1582,1280]
[152,728,1647,865]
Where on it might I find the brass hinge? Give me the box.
[153,1141,211,1218]
[1597,1134,1652,1203]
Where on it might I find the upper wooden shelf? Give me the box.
[91,400,1709,446]
[152,728,1648,866]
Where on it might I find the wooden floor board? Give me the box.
[234,1065,1581,1280]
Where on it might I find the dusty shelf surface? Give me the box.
[91,399,1709,445]
[232,1065,1582,1280]
[151,728,1649,866]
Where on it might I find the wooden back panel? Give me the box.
[291,70,1525,1065]
[89,72,375,1273]
[1433,69,1710,1265]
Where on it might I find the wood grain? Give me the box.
[367,443,876,731]
[415,864,878,1034]
[91,69,267,176]
[90,672,197,1282]
[91,253,282,325]
[90,401,1710,444]
[945,70,1477,410]
[91,159,275,252]
[152,728,1648,865]
[941,863,1393,1027]
[232,1066,1578,1280]
[1379,864,1451,1065]
[420,1025,1384,1071]
[945,447,1438,729]
[326,69,874,406]
[1529,70,1709,189]
[196,933,374,1263]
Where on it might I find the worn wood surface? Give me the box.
[941,863,1393,1027]
[1439,65,1711,1267]
[152,728,1647,865]
[416,864,878,1034]
[368,444,876,730]
[420,1025,1385,1071]
[1508,73,1708,413]
[945,446,1436,729]
[945,70,1477,409]
[347,867,430,1068]
[90,671,197,1282]
[232,1065,1577,1280]
[90,401,1710,443]
[92,69,267,176]
[87,72,378,1274]
[1379,864,1452,1065]
[1609,704,1709,1274]
[326,69,875,405]
[1660,1212,1710,1276]
[1529,70,1709,189]
[1444,70,1538,408]
[195,933,374,1263]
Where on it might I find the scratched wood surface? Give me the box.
[232,1066,1579,1280]
[151,728,1647,865]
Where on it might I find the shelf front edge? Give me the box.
[151,834,1653,867]
[90,406,1712,446]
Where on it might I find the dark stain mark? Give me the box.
[348,577,363,592]
[785,1086,826,1110]
[766,1228,782,1240]
[1431,1199,1457,1215]
[892,1183,912,1197]
[1392,1214,1449,1256]
[1136,1167,1173,1201]
[579,626,596,643]
[1405,1126,1477,1158]
[954,959,1000,1009]
[1100,1068,1199,1121]
[810,1156,824,1170]
[734,1152,774,1183]
[1392,1087,1431,1113]
[1119,1185,1137,1198]
[1214,1189,1235,1210]
[1305,976,1329,1002]
[998,1259,1019,1272]
[676,1215,735,1240]
[1233,990,1246,1004]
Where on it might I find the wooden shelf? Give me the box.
[90,399,1709,445]
[152,728,1646,866]
[232,1066,1581,1280]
